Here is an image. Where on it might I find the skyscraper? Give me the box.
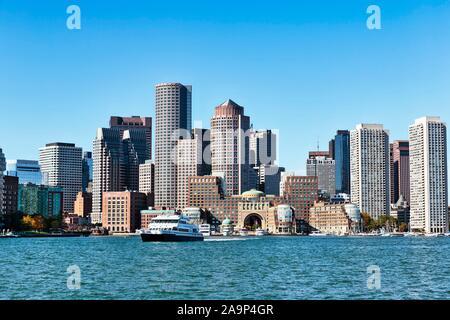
[334,130,350,195]
[176,128,211,210]
[82,151,93,192]
[350,124,390,219]
[390,140,410,204]
[6,160,42,185]
[110,116,152,160]
[409,117,448,234]
[154,83,192,208]
[92,127,147,224]
[306,155,335,198]
[39,143,82,213]
[211,99,256,196]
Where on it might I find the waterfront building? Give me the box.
[6,159,43,185]
[309,202,361,235]
[92,127,147,224]
[188,176,240,223]
[154,83,192,209]
[236,190,296,235]
[409,117,448,233]
[140,208,178,230]
[39,143,82,213]
[390,141,410,204]
[0,148,5,217]
[210,99,256,196]
[73,191,92,218]
[280,171,295,196]
[18,183,63,218]
[102,191,147,233]
[176,128,211,210]
[306,154,335,198]
[82,151,93,192]
[220,218,234,235]
[110,116,152,160]
[350,124,390,219]
[2,176,19,228]
[282,176,318,222]
[333,130,351,195]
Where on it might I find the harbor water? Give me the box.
[1,236,450,299]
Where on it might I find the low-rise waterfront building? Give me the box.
[18,183,63,218]
[74,191,92,218]
[309,201,361,235]
[102,191,147,233]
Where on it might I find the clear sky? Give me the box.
[1,0,450,174]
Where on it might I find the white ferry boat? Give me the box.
[199,224,211,237]
[255,228,268,236]
[309,230,328,237]
[141,215,204,242]
[239,228,249,236]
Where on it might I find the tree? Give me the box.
[398,223,409,232]
[21,215,45,231]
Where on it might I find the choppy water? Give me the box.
[1,236,450,299]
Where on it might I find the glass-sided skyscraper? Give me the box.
[6,159,43,185]
[334,130,350,195]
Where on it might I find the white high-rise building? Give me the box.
[139,160,155,194]
[154,83,192,208]
[0,148,5,216]
[39,143,82,213]
[409,117,448,234]
[176,128,211,210]
[350,124,390,219]
[211,99,256,196]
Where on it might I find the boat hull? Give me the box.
[141,233,203,242]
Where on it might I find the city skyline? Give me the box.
[2,0,450,174]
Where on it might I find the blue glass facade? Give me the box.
[6,160,43,185]
[334,130,350,195]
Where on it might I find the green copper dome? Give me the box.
[222,218,232,225]
[241,189,265,197]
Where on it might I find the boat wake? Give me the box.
[204,237,253,242]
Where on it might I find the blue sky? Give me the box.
[1,0,450,174]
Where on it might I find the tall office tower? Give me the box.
[0,148,5,216]
[390,141,410,204]
[409,117,448,234]
[334,130,351,194]
[350,124,390,219]
[176,128,211,210]
[154,83,192,208]
[82,151,93,192]
[211,99,256,196]
[249,129,278,191]
[306,155,335,197]
[328,139,335,160]
[110,116,152,160]
[249,129,277,167]
[39,143,82,213]
[139,160,155,194]
[92,128,147,224]
[6,160,43,185]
